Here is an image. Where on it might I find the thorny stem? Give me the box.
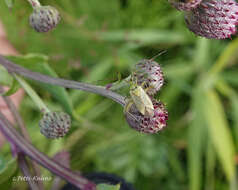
[0,112,96,190]
[27,0,41,8]
[0,85,44,190]
[0,55,126,106]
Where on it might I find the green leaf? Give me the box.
[0,65,13,86]
[97,183,120,190]
[215,79,238,151]
[188,88,207,190]
[14,75,49,112]
[0,156,17,184]
[203,90,236,181]
[97,30,190,47]
[193,38,211,69]
[223,71,238,87]
[205,141,215,190]
[4,0,14,9]
[209,37,238,75]
[229,95,238,151]
[7,54,73,115]
[3,78,20,96]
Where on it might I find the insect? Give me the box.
[124,82,154,117]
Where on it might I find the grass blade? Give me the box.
[203,90,235,182]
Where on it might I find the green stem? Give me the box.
[14,74,50,112]
[109,75,131,91]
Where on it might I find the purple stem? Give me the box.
[0,55,126,106]
[10,141,19,157]
[0,85,44,189]
[18,152,40,190]
[0,112,96,190]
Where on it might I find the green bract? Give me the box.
[29,5,61,33]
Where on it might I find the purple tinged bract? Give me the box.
[168,0,203,11]
[185,0,238,39]
[39,112,71,139]
[125,99,168,134]
[29,5,61,33]
[132,59,164,95]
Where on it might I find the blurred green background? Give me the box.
[0,0,238,190]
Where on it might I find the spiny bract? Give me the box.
[185,0,238,39]
[39,112,71,139]
[125,99,168,134]
[168,0,203,11]
[29,5,61,33]
[132,59,164,95]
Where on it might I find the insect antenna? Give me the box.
[149,50,167,61]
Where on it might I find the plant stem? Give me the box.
[14,75,50,112]
[18,153,40,190]
[109,75,131,91]
[0,113,39,190]
[0,85,44,189]
[0,85,31,141]
[0,112,96,190]
[0,55,126,106]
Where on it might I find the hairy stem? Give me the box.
[0,55,126,106]
[0,85,44,189]
[0,112,96,190]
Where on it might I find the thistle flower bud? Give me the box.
[168,0,202,11]
[29,5,61,33]
[125,99,168,134]
[132,59,164,95]
[185,0,238,39]
[39,112,71,139]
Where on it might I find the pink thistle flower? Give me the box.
[169,0,203,11]
[185,0,238,39]
[125,99,168,134]
[132,59,164,95]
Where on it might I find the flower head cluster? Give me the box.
[125,98,168,134]
[168,0,238,39]
[132,59,164,95]
[29,5,61,33]
[169,0,203,11]
[39,111,71,139]
[124,59,168,134]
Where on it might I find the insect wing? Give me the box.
[130,92,146,115]
[136,86,154,117]
[130,86,155,116]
